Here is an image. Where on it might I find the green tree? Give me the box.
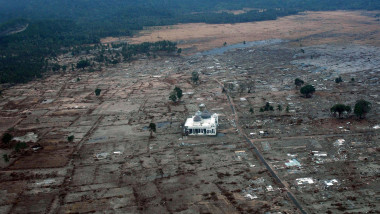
[148,123,156,138]
[223,42,227,46]
[249,107,254,114]
[52,63,61,72]
[277,104,282,111]
[169,92,177,102]
[286,105,290,113]
[95,88,101,96]
[3,154,9,163]
[15,142,27,152]
[330,104,351,118]
[2,133,13,144]
[294,78,304,88]
[174,86,183,101]
[177,48,182,55]
[67,135,74,142]
[300,85,315,98]
[76,59,90,70]
[191,72,199,84]
[354,99,371,119]
[335,76,343,83]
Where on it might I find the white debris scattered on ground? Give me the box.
[312,151,327,157]
[13,132,38,143]
[36,179,55,186]
[324,179,339,186]
[94,153,109,160]
[334,139,345,146]
[285,159,301,167]
[373,125,380,129]
[245,193,258,200]
[296,178,314,185]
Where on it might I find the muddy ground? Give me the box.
[0,11,380,214]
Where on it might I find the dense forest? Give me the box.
[0,0,379,84]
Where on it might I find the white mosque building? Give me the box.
[184,104,218,136]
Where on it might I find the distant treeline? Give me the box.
[0,0,379,84]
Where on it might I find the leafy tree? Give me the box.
[95,88,101,96]
[286,105,290,113]
[330,104,351,118]
[67,135,74,142]
[177,48,182,54]
[3,154,9,163]
[76,59,90,70]
[191,72,199,84]
[52,63,61,72]
[223,42,227,46]
[2,133,13,144]
[354,99,371,119]
[15,142,27,152]
[148,123,156,138]
[300,84,315,98]
[335,76,343,83]
[261,102,274,112]
[169,92,177,102]
[174,86,183,100]
[249,107,254,114]
[294,78,304,88]
[277,104,282,111]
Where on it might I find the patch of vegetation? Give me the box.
[2,154,9,162]
[15,142,27,152]
[335,76,343,83]
[354,99,371,119]
[260,102,274,112]
[67,135,74,142]
[95,88,101,96]
[2,133,12,144]
[300,84,315,98]
[330,104,351,118]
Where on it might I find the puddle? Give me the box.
[198,39,285,56]
[216,133,225,137]
[88,136,108,143]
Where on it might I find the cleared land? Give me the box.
[0,11,379,214]
[101,11,380,53]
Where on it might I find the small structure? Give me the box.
[184,104,218,136]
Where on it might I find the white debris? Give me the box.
[285,159,301,167]
[113,151,122,155]
[296,178,314,185]
[324,179,339,186]
[13,132,38,143]
[95,153,109,160]
[240,97,247,101]
[266,185,274,192]
[373,125,380,129]
[245,193,258,200]
[36,179,55,186]
[312,151,327,157]
[334,139,345,146]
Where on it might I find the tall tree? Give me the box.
[354,99,371,119]
[330,104,351,118]
[300,85,315,98]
